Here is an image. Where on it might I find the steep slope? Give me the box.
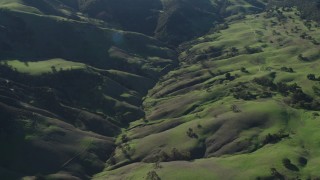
[0,0,269,45]
[1,0,320,179]
[95,8,320,179]
[0,10,177,77]
[0,1,177,179]
[155,0,267,45]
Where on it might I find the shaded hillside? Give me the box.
[154,0,221,45]
[0,0,176,178]
[76,0,163,36]
[0,63,137,179]
[1,0,269,45]
[0,98,116,180]
[155,0,267,45]
[0,9,177,79]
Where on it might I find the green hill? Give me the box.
[1,0,320,179]
[94,6,320,180]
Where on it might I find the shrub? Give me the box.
[260,91,273,98]
[233,90,257,100]
[307,74,316,80]
[307,74,320,81]
[245,46,263,54]
[158,151,170,162]
[253,77,276,89]
[109,156,116,165]
[225,72,235,81]
[313,112,320,117]
[154,161,162,169]
[276,82,290,96]
[146,171,161,180]
[290,89,313,104]
[311,39,320,45]
[282,158,299,171]
[298,54,310,61]
[186,128,198,138]
[280,67,294,73]
[298,157,308,166]
[157,148,191,162]
[229,47,239,57]
[196,54,208,61]
[270,168,284,180]
[263,132,289,145]
[51,66,57,73]
[240,67,249,73]
[121,134,128,143]
[231,104,241,113]
[170,148,191,161]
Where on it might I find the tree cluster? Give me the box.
[263,132,289,145]
[280,67,294,73]
[253,75,320,110]
[156,148,191,162]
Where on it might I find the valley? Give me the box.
[0,0,320,179]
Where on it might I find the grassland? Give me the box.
[1,0,320,179]
[1,59,86,75]
[94,8,320,179]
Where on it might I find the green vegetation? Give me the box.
[1,0,320,179]
[95,6,320,180]
[1,59,86,75]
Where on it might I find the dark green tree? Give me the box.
[307,74,316,80]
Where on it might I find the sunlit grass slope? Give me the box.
[95,8,320,179]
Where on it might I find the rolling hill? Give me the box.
[95,7,320,179]
[1,0,320,179]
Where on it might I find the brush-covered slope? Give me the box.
[95,8,320,179]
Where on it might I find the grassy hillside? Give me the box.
[1,0,320,179]
[95,8,320,179]
[1,59,85,75]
